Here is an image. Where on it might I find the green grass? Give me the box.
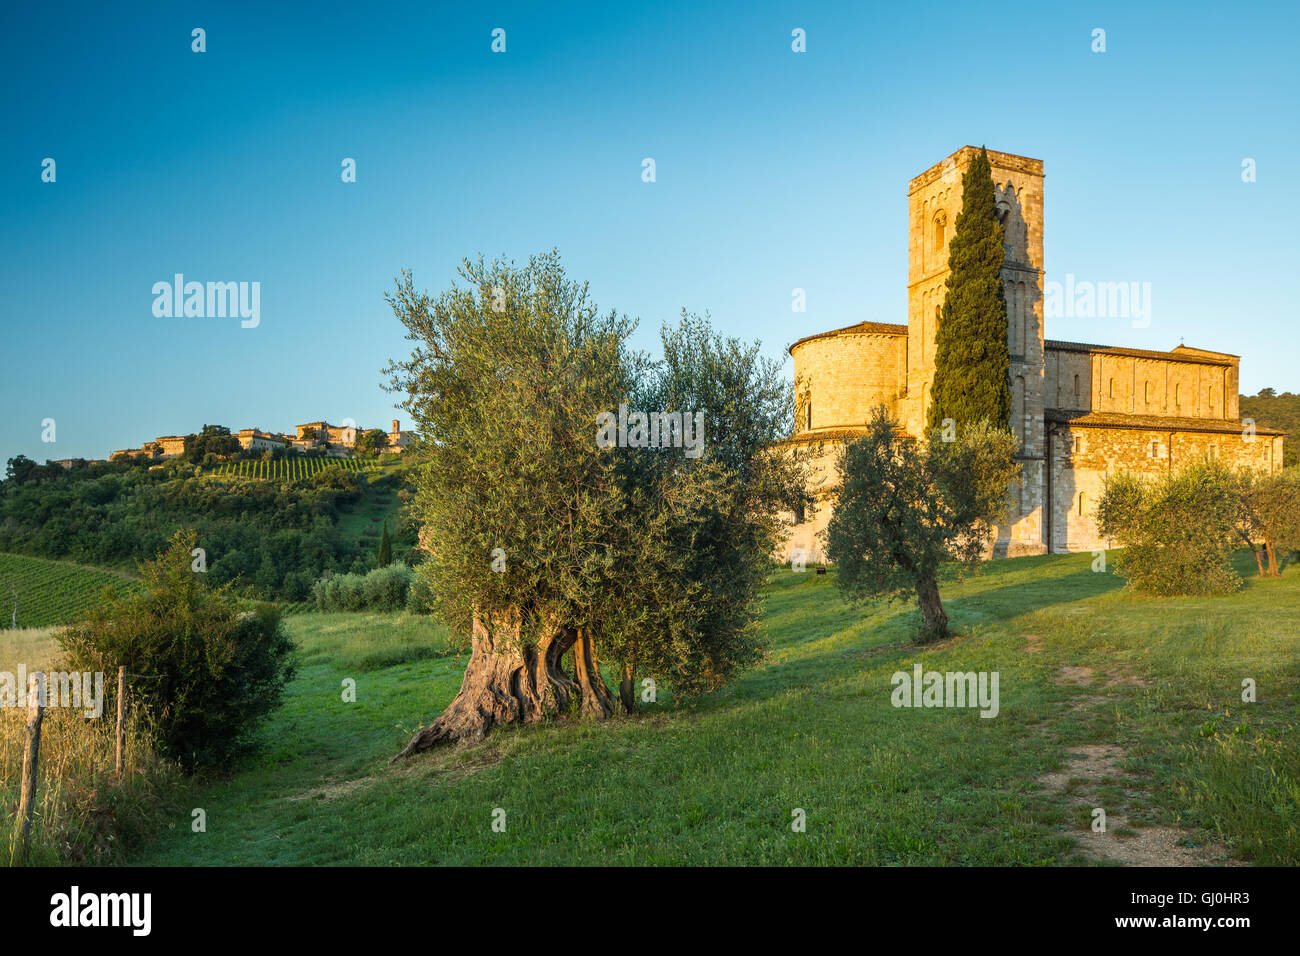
[0,552,141,629]
[121,552,1300,866]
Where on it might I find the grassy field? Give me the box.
[0,553,141,629]
[115,551,1299,866]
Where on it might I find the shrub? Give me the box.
[57,531,297,770]
[361,562,409,609]
[311,562,414,612]
[1097,460,1240,596]
[406,565,433,613]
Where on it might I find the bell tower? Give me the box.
[902,146,1047,551]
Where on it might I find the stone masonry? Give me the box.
[779,146,1284,561]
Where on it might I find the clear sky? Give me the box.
[2,0,1296,464]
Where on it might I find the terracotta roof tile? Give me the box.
[1045,340,1236,366]
[1045,409,1283,436]
[789,321,908,353]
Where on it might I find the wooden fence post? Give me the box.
[15,672,45,862]
[115,665,125,776]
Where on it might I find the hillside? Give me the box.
[210,457,380,481]
[0,552,141,628]
[1240,389,1299,466]
[123,552,1300,866]
[0,458,415,602]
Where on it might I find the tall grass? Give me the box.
[1,626,182,865]
[1,694,182,865]
[1179,730,1300,865]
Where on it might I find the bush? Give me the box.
[406,565,433,613]
[311,562,414,612]
[1097,460,1240,596]
[57,531,297,770]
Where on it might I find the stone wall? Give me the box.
[1045,347,1093,410]
[1048,423,1284,552]
[777,438,844,565]
[1075,350,1235,420]
[791,327,906,433]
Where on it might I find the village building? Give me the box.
[236,429,289,453]
[153,436,186,458]
[108,418,412,461]
[387,419,415,452]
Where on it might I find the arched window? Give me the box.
[1108,378,1115,400]
[1078,492,1086,516]
[1073,374,1080,404]
[933,212,946,256]
[1175,383,1181,407]
[1144,381,1152,404]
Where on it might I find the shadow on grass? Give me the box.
[704,553,1126,711]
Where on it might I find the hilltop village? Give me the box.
[104,419,415,464]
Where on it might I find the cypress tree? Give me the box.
[378,519,392,567]
[926,147,1011,435]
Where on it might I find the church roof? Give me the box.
[1045,409,1284,436]
[770,424,917,446]
[789,321,908,354]
[1045,339,1237,366]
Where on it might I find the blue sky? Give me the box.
[2,0,1296,463]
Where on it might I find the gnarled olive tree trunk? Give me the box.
[916,573,949,642]
[394,610,615,760]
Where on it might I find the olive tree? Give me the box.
[383,253,803,756]
[824,406,1019,641]
[1096,460,1240,595]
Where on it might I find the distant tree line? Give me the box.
[1240,388,1300,467]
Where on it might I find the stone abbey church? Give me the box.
[783,146,1284,560]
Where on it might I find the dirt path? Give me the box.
[1039,743,1241,866]
[1023,634,1244,866]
